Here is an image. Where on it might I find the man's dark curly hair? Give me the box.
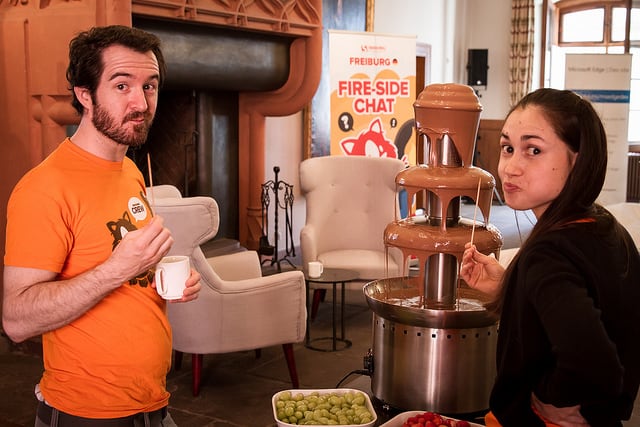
[66,25,166,115]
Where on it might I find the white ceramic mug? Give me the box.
[308,261,324,278]
[155,255,190,300]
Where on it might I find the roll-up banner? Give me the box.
[329,30,417,164]
[565,54,632,205]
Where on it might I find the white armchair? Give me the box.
[605,202,640,249]
[299,156,406,315]
[148,185,307,396]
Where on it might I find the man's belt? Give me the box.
[37,401,168,427]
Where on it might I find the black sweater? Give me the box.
[491,208,640,426]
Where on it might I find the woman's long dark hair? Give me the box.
[489,88,608,313]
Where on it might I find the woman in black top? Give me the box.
[460,88,640,427]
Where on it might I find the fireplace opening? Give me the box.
[127,18,294,242]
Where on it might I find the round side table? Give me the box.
[303,267,359,352]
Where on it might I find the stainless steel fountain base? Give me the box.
[365,278,498,415]
[371,314,497,414]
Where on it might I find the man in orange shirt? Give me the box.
[2,25,201,426]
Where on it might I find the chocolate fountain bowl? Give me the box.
[364,276,498,415]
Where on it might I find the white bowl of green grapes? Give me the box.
[272,388,377,426]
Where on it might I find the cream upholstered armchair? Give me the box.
[299,156,406,313]
[605,202,640,249]
[148,185,307,396]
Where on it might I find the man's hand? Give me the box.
[103,215,174,284]
[2,215,175,342]
[166,268,201,303]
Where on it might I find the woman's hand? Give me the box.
[459,243,505,299]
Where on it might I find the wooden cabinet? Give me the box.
[475,119,505,202]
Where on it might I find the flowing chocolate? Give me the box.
[384,83,503,308]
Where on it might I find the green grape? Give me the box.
[313,409,323,421]
[280,391,292,401]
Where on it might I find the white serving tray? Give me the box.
[272,388,377,427]
[380,410,484,427]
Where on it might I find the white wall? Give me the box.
[373,0,452,85]
[458,0,512,119]
[263,0,514,254]
[374,0,511,119]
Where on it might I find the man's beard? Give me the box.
[92,103,153,147]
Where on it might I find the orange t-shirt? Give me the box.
[5,139,171,418]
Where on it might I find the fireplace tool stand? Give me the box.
[259,166,296,271]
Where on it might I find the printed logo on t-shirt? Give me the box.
[128,196,148,221]
[105,193,154,287]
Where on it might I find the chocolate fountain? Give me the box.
[364,84,503,415]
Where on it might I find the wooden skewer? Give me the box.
[470,177,482,245]
[147,153,155,206]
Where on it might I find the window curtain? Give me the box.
[510,0,535,106]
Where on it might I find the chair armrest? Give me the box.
[218,270,307,349]
[168,269,307,353]
[207,251,263,281]
[210,269,304,293]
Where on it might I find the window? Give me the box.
[560,8,605,43]
[556,0,627,47]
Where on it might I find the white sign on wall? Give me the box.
[564,54,632,205]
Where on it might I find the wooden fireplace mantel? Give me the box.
[0,0,323,254]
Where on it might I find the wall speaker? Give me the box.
[467,49,488,86]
